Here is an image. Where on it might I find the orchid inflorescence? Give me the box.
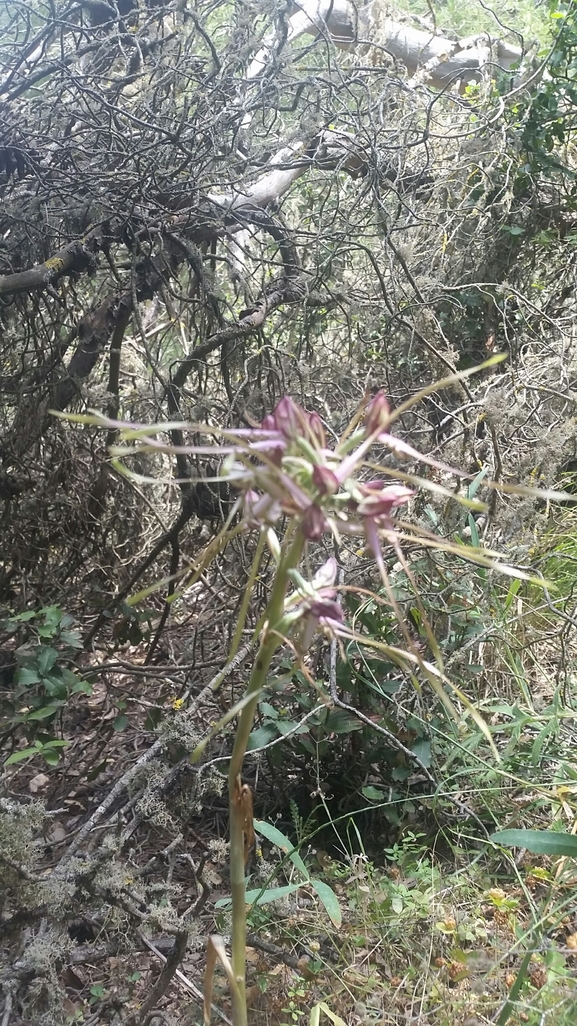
[224,392,413,550]
[214,392,415,646]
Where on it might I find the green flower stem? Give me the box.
[228,529,305,1026]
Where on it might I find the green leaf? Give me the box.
[59,668,82,687]
[467,466,489,499]
[362,785,386,801]
[26,703,63,720]
[254,820,309,877]
[4,747,39,765]
[215,882,302,908]
[40,606,63,632]
[467,513,480,548]
[247,723,279,750]
[43,749,60,766]
[322,708,363,734]
[310,879,341,926]
[411,738,431,767]
[37,646,59,676]
[276,719,309,736]
[491,829,577,858]
[313,1002,347,1026]
[248,882,303,905]
[42,675,68,699]
[15,667,41,686]
[113,714,128,731]
[71,679,92,695]
[259,702,279,719]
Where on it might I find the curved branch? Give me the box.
[0,221,122,297]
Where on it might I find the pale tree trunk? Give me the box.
[247,0,523,91]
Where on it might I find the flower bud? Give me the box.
[301,502,329,541]
[313,464,339,496]
[307,411,326,448]
[365,391,390,435]
[272,396,303,440]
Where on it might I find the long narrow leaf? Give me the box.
[491,829,577,857]
[315,1002,348,1026]
[254,820,309,877]
[215,882,302,909]
[310,879,341,927]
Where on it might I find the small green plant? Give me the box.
[88,982,108,1005]
[281,978,307,1026]
[1,605,92,765]
[4,737,69,767]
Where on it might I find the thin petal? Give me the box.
[312,556,338,589]
[307,411,326,448]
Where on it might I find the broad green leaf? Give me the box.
[362,785,385,801]
[59,668,83,687]
[43,749,60,766]
[60,630,83,648]
[411,738,431,767]
[113,714,128,731]
[491,829,577,858]
[15,667,41,686]
[247,723,278,750]
[71,679,92,695]
[26,703,63,720]
[247,882,302,905]
[254,820,309,877]
[259,702,278,719]
[322,708,363,734]
[276,719,309,736]
[37,646,59,676]
[5,747,39,765]
[42,675,68,699]
[310,879,341,926]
